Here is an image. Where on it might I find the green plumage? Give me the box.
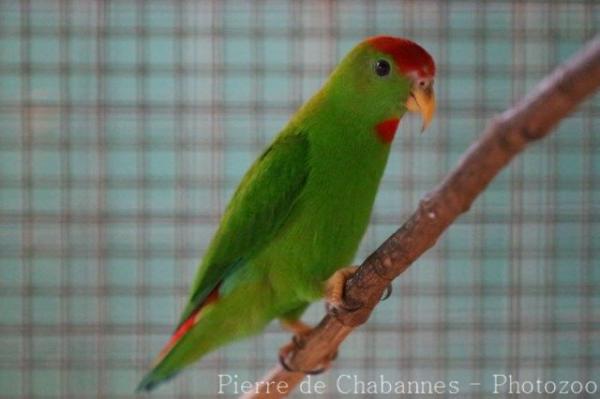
[137,38,417,391]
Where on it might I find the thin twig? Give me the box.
[242,37,600,399]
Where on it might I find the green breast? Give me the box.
[264,116,391,301]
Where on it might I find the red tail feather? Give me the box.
[155,286,220,362]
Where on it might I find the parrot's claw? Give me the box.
[381,283,393,301]
[325,266,361,315]
[278,342,336,375]
[278,353,328,375]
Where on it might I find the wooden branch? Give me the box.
[242,37,600,399]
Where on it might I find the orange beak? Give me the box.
[405,84,436,132]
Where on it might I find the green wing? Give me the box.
[177,130,310,325]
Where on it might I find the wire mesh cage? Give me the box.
[0,1,599,398]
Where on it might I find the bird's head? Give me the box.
[325,35,436,144]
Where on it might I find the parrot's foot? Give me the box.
[278,320,337,374]
[325,267,393,316]
[280,319,312,356]
[325,266,361,314]
[278,341,336,375]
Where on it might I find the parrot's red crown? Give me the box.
[367,36,435,78]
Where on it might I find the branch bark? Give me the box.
[242,37,600,399]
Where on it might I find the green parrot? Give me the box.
[137,35,436,391]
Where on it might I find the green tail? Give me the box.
[136,368,179,393]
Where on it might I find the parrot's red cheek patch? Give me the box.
[375,118,400,144]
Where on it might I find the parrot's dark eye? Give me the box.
[374,59,391,77]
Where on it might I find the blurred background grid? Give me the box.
[0,0,599,398]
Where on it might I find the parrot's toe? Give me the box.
[281,319,312,337]
[325,266,362,315]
